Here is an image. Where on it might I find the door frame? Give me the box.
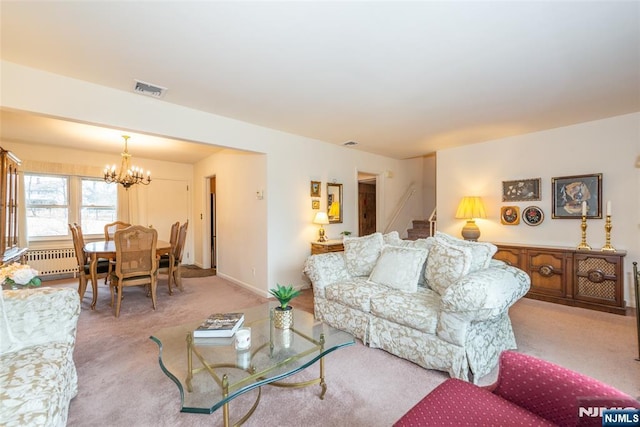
[203,175,215,269]
[356,170,382,235]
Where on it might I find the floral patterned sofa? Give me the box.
[0,287,81,427]
[304,231,530,383]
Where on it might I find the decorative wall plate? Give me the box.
[522,206,544,226]
[500,206,520,225]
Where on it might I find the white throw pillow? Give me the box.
[383,231,404,246]
[434,232,497,271]
[425,238,473,296]
[399,237,435,286]
[367,245,429,292]
[343,232,384,276]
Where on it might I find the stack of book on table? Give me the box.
[193,312,244,342]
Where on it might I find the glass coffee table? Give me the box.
[150,302,354,426]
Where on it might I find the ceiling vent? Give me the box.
[343,141,358,147]
[133,80,167,98]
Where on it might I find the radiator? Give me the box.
[25,249,78,277]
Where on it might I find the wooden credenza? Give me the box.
[494,243,627,315]
[310,239,344,255]
[0,148,27,265]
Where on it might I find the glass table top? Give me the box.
[150,302,354,414]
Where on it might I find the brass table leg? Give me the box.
[319,333,327,399]
[186,333,193,392]
[222,374,229,427]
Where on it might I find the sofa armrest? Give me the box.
[1,287,81,354]
[436,264,530,346]
[440,263,530,319]
[488,350,640,426]
[303,253,353,298]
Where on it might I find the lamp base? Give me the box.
[317,226,328,242]
[461,220,480,241]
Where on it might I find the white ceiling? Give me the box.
[1,1,639,162]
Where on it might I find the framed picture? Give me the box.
[500,206,520,225]
[551,173,602,219]
[502,178,541,202]
[310,181,321,197]
[311,200,320,210]
[522,206,544,226]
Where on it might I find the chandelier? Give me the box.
[103,135,151,189]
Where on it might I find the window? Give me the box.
[25,174,117,239]
[81,179,117,234]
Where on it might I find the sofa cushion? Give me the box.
[324,278,387,312]
[435,231,497,271]
[425,238,473,296]
[343,232,384,277]
[393,378,555,426]
[367,245,428,292]
[370,287,440,334]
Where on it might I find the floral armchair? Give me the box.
[0,287,81,427]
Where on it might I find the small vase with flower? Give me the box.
[0,263,42,290]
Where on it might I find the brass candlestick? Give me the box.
[576,215,591,251]
[601,215,616,252]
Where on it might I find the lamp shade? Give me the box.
[313,212,330,225]
[455,196,487,220]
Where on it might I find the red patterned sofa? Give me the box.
[394,350,639,427]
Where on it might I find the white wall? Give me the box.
[2,61,424,298]
[436,113,640,306]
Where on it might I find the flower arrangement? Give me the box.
[0,263,42,288]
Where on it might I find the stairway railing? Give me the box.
[384,183,416,234]
[428,207,437,235]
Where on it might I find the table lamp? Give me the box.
[313,212,330,242]
[455,196,487,241]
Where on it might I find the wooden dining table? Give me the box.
[83,240,172,309]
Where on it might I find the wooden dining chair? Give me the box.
[158,221,180,294]
[104,221,132,241]
[108,225,158,318]
[103,221,131,284]
[69,223,110,302]
[167,220,188,294]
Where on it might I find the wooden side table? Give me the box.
[310,239,344,255]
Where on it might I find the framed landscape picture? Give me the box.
[551,173,602,219]
[502,178,541,202]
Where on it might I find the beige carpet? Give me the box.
[48,274,639,426]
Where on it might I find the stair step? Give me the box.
[412,220,431,229]
[406,228,432,240]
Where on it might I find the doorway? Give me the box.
[358,172,377,236]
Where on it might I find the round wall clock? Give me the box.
[522,206,544,226]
